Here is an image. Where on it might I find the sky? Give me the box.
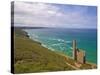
[13,1,97,29]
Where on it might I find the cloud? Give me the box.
[13,1,97,28]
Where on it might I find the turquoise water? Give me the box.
[25,28,97,64]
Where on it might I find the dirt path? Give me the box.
[65,62,79,70]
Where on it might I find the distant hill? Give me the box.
[12,26,51,29]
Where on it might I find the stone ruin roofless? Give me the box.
[72,40,86,64]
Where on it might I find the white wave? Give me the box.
[58,39,65,42]
[41,44,55,51]
[51,43,63,46]
[48,47,55,51]
[41,44,47,48]
[31,34,39,38]
[50,38,65,42]
[27,34,41,43]
[51,38,72,44]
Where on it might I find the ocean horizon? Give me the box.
[24,28,97,64]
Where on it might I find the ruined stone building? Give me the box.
[72,40,86,64]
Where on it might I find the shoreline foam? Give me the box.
[24,29,97,66]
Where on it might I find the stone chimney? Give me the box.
[72,40,77,60]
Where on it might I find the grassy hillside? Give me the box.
[14,28,74,73]
[14,28,97,74]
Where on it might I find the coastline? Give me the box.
[24,28,97,64]
[14,28,75,73]
[25,29,73,58]
[24,29,97,66]
[14,28,97,73]
[28,36,97,69]
[40,41,97,66]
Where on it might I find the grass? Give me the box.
[14,28,74,73]
[13,28,97,74]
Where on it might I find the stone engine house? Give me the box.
[72,40,86,64]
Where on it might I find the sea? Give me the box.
[24,28,97,64]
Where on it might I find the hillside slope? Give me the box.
[14,28,74,73]
[14,28,97,74]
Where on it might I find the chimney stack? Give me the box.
[73,40,77,60]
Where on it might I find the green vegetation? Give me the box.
[14,28,97,74]
[14,28,74,73]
